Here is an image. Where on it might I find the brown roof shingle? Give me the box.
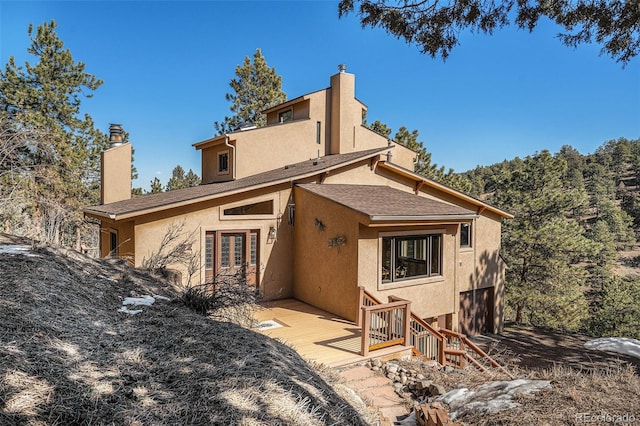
[84,147,388,220]
[296,183,476,220]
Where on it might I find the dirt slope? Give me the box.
[0,235,371,425]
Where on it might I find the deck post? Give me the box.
[357,286,365,326]
[403,301,411,347]
[361,306,370,357]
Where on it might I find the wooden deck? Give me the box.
[252,298,411,367]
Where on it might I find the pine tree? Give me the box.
[366,121,471,192]
[493,151,599,330]
[0,20,107,246]
[214,49,286,134]
[165,165,201,191]
[148,177,163,194]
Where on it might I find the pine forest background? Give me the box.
[1,21,639,342]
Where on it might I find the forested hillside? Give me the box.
[461,137,640,338]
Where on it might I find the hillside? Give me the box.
[0,234,373,425]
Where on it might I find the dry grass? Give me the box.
[397,347,640,425]
[0,235,372,425]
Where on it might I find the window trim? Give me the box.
[218,150,230,175]
[378,229,445,290]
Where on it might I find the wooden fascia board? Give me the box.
[192,135,227,150]
[377,161,514,219]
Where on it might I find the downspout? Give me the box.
[472,216,478,334]
[224,134,236,180]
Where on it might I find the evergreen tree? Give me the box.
[493,151,599,330]
[165,165,201,191]
[148,177,163,194]
[592,275,640,339]
[339,0,640,64]
[366,121,471,192]
[214,49,286,134]
[0,20,107,246]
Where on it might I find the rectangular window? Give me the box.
[382,234,442,283]
[205,233,214,270]
[316,121,321,144]
[218,152,229,174]
[250,234,257,265]
[223,200,273,216]
[278,109,292,123]
[221,235,230,268]
[109,231,118,258]
[460,223,471,248]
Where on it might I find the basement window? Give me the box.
[382,234,441,283]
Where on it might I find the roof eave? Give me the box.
[87,148,388,222]
[377,161,514,219]
[369,214,479,222]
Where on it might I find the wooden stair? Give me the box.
[359,287,512,378]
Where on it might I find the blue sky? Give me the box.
[2,1,639,190]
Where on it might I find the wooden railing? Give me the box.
[360,299,411,356]
[358,287,511,377]
[389,296,445,363]
[440,329,513,378]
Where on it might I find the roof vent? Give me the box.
[338,64,347,73]
[109,123,124,147]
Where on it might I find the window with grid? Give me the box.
[221,235,230,267]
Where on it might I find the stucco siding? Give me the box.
[358,224,458,320]
[131,185,296,300]
[293,187,361,321]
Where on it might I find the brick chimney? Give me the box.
[101,123,132,204]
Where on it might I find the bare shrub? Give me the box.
[141,220,199,286]
[182,269,260,326]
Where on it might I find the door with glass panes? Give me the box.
[204,230,258,285]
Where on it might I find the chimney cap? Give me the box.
[338,64,347,73]
[109,123,124,147]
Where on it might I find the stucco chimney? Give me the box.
[101,124,132,204]
[329,65,357,155]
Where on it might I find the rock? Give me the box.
[441,366,455,373]
[416,380,432,390]
[416,374,425,380]
[372,366,380,372]
[387,373,396,380]
[400,375,408,385]
[428,384,446,396]
[386,363,399,374]
[372,358,383,368]
[424,360,439,368]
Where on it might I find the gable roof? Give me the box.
[377,161,513,219]
[297,184,476,222]
[84,147,388,221]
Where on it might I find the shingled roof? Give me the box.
[84,147,389,220]
[296,183,476,221]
